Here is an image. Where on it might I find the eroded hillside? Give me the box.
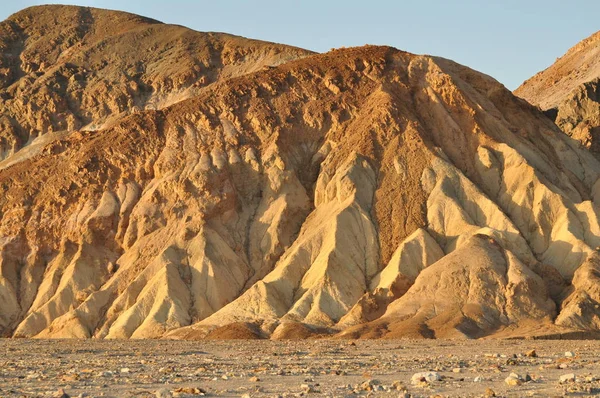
[0,5,312,160]
[1,6,600,340]
[516,31,600,158]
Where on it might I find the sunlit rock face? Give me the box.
[516,31,600,159]
[2,6,600,340]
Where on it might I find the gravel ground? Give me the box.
[1,339,600,397]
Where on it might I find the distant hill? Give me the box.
[516,31,600,157]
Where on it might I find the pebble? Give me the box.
[361,379,380,391]
[484,353,500,358]
[505,373,523,386]
[411,371,441,384]
[172,387,206,395]
[301,384,315,393]
[392,380,405,390]
[565,351,575,357]
[559,373,576,383]
[484,388,496,397]
[525,349,537,358]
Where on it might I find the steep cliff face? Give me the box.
[2,6,600,340]
[516,31,600,158]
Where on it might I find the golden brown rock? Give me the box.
[1,6,600,340]
[0,5,312,158]
[516,31,600,157]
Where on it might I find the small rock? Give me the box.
[411,372,441,384]
[120,368,130,374]
[60,374,79,382]
[559,373,576,383]
[505,373,523,386]
[565,351,575,358]
[392,381,405,390]
[505,378,522,386]
[484,388,496,397]
[107,262,117,273]
[473,376,484,382]
[360,379,380,391]
[301,384,315,393]
[452,368,462,373]
[159,366,175,373]
[525,349,537,358]
[173,387,206,396]
[249,376,260,382]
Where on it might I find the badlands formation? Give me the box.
[1,5,600,341]
[516,30,600,157]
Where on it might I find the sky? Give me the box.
[2,0,599,90]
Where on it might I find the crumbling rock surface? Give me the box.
[1,6,600,339]
[0,5,312,160]
[516,31,600,158]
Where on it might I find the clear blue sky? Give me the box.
[3,1,599,89]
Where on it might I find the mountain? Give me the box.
[515,31,600,157]
[2,5,600,340]
[0,5,312,159]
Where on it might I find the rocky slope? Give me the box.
[515,31,600,157]
[2,5,600,340]
[0,5,312,160]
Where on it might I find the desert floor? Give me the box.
[1,339,600,397]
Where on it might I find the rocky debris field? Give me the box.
[1,340,600,397]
